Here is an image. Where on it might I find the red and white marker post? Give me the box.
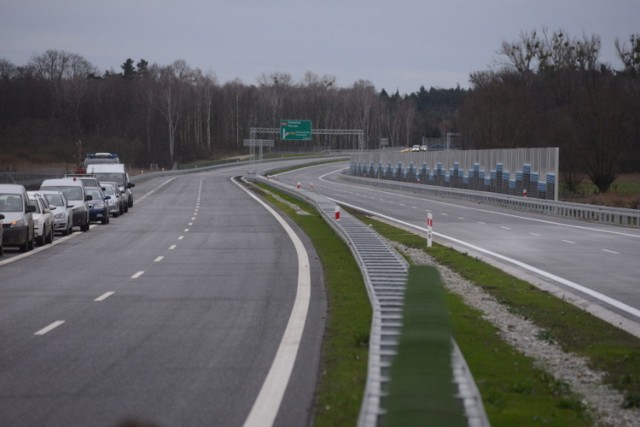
[427,213,433,248]
[296,181,301,190]
[335,206,341,221]
[523,188,528,198]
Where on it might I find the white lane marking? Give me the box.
[441,213,448,216]
[399,203,406,206]
[411,206,418,209]
[379,199,385,202]
[477,221,486,225]
[95,292,115,302]
[329,198,640,320]
[34,320,65,336]
[178,236,184,240]
[562,240,576,245]
[188,222,193,226]
[131,271,145,279]
[233,178,311,427]
[191,217,196,221]
[136,178,176,203]
[501,226,511,230]
[184,228,189,232]
[169,244,177,250]
[529,232,541,237]
[154,256,164,262]
[602,249,620,255]
[316,169,640,239]
[458,217,465,220]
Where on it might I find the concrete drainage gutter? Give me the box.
[252,175,489,427]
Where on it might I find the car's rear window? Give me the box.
[42,186,83,201]
[44,194,64,206]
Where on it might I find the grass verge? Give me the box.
[250,181,371,426]
[345,209,640,424]
[386,266,466,427]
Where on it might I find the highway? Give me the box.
[277,162,640,330]
[0,161,326,427]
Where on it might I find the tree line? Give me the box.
[0,51,465,169]
[1,30,637,192]
[458,30,640,192]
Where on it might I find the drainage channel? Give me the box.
[252,175,488,427]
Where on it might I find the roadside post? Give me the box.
[427,213,433,248]
[335,206,341,221]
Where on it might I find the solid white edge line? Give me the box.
[95,291,115,302]
[34,320,65,336]
[131,271,144,279]
[328,197,640,320]
[232,177,311,427]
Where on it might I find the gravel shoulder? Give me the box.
[391,242,640,427]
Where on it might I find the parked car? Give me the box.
[27,191,55,246]
[411,144,421,152]
[41,190,74,235]
[0,213,4,256]
[86,164,135,211]
[0,184,36,252]
[40,178,91,232]
[84,187,110,224]
[100,182,122,217]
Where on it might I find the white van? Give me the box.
[87,164,135,211]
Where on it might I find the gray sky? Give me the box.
[1,0,638,94]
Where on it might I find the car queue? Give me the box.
[0,173,135,255]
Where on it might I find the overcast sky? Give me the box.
[1,0,638,94]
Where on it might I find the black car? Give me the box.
[84,187,111,224]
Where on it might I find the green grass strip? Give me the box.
[348,210,640,410]
[251,182,371,427]
[386,266,467,427]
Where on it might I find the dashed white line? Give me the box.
[562,240,576,245]
[131,271,145,279]
[95,292,115,302]
[169,244,177,250]
[477,221,486,225]
[411,206,418,209]
[154,256,164,262]
[501,226,511,230]
[529,232,541,237]
[399,203,406,206]
[602,249,620,255]
[441,213,448,216]
[34,320,65,336]
[178,236,184,240]
[184,228,190,232]
[188,222,193,226]
[458,217,465,220]
[191,217,196,220]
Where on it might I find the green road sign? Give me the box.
[280,120,312,141]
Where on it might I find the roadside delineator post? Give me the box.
[335,206,341,221]
[427,213,433,248]
[310,182,315,191]
[523,188,528,198]
[296,181,301,190]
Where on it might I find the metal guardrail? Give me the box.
[253,175,488,427]
[342,174,640,228]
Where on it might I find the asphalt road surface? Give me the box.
[278,162,640,330]
[0,161,326,427]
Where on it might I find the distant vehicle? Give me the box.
[84,187,110,224]
[64,174,102,191]
[86,164,135,211]
[0,184,36,252]
[100,182,122,217]
[27,191,55,246]
[41,190,74,235]
[40,178,91,232]
[83,152,120,168]
[411,145,421,152]
[420,145,428,151]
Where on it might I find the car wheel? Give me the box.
[68,225,74,235]
[0,245,3,257]
[128,198,133,208]
[101,216,108,225]
[36,235,44,246]
[28,233,35,251]
[48,227,54,244]
[124,203,129,213]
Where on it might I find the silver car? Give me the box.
[0,184,36,252]
[41,190,74,235]
[27,191,54,246]
[101,182,122,217]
